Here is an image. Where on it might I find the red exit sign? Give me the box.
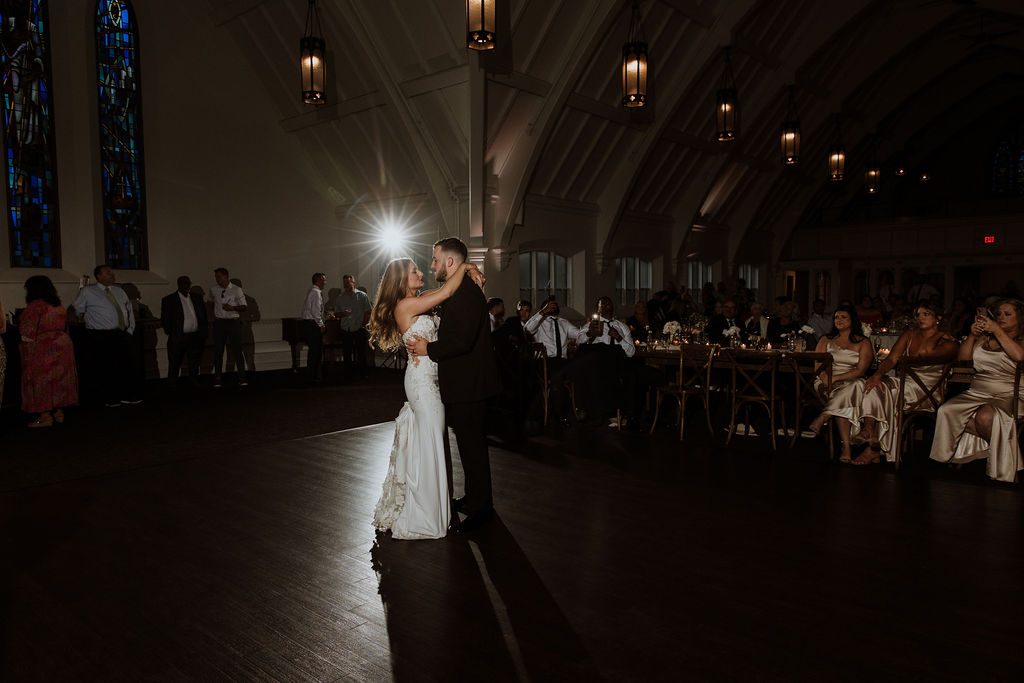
[984,235,995,244]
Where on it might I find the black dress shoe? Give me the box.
[452,496,467,513]
[455,508,495,534]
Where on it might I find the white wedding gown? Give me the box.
[372,315,451,539]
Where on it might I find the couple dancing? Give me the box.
[369,237,500,539]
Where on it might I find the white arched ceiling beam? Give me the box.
[490,0,624,251]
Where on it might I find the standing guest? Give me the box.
[334,274,372,379]
[626,301,651,343]
[807,298,832,340]
[0,298,7,413]
[929,299,1024,483]
[122,283,156,393]
[72,264,138,407]
[906,274,940,308]
[160,276,207,385]
[228,278,260,374]
[302,272,327,383]
[487,297,505,332]
[807,305,873,463]
[209,267,248,388]
[767,300,802,346]
[20,276,78,427]
[744,301,769,342]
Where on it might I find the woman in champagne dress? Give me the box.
[929,299,1024,483]
[807,305,873,463]
[849,304,957,464]
[368,258,482,539]
[19,276,78,428]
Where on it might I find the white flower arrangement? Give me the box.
[800,324,815,335]
[663,321,682,338]
[862,322,873,336]
[723,325,741,338]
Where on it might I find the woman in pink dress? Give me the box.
[20,276,78,428]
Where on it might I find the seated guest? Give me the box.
[821,303,958,465]
[487,297,505,332]
[806,305,873,463]
[20,276,78,427]
[744,302,769,342]
[525,296,578,363]
[929,299,1024,483]
[941,297,973,339]
[705,299,745,345]
[72,264,138,406]
[857,295,884,328]
[572,296,635,423]
[494,299,533,350]
[626,301,651,343]
[160,276,208,385]
[807,298,831,340]
[766,300,801,346]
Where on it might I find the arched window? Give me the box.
[96,0,147,268]
[2,0,61,267]
[615,257,651,306]
[519,251,570,309]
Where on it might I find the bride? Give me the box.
[368,257,482,539]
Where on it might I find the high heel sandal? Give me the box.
[852,442,881,466]
[809,417,828,437]
[838,440,852,464]
[53,409,64,424]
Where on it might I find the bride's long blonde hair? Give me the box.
[369,258,414,352]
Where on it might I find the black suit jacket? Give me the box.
[427,278,500,404]
[704,314,746,344]
[160,291,208,338]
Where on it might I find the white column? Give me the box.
[468,52,485,243]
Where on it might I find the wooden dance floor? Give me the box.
[3,390,1024,680]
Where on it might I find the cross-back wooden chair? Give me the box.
[1010,360,1024,454]
[891,357,956,469]
[784,351,833,451]
[649,344,716,440]
[528,342,577,426]
[720,349,785,450]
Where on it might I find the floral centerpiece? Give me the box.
[663,321,682,342]
[722,325,742,346]
[862,322,873,337]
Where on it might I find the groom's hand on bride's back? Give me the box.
[467,264,486,289]
[406,334,428,357]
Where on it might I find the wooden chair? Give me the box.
[891,357,955,469]
[529,342,577,426]
[783,351,833,451]
[720,349,785,450]
[1009,360,1024,454]
[648,344,716,440]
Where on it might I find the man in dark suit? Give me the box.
[160,275,208,384]
[704,299,746,345]
[407,237,500,534]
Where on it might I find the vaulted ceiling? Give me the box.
[211,0,1024,267]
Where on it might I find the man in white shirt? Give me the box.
[487,297,505,332]
[334,274,372,379]
[575,296,636,357]
[72,264,139,407]
[209,267,248,387]
[160,275,208,385]
[524,297,577,364]
[302,272,327,382]
[570,296,636,425]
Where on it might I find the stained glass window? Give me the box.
[1,0,60,267]
[96,0,147,269]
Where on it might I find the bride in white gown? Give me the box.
[368,258,482,539]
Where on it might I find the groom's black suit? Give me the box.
[427,277,501,516]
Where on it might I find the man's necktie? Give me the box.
[552,317,562,359]
[106,287,126,330]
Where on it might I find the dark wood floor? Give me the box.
[3,378,1024,681]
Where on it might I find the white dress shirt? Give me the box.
[489,313,499,332]
[524,312,578,359]
[210,283,245,320]
[73,283,136,334]
[302,286,325,328]
[179,291,199,334]
[575,316,635,357]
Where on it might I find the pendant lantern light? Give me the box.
[780,86,800,165]
[716,47,738,142]
[467,0,496,50]
[828,115,845,182]
[621,1,648,108]
[300,0,326,105]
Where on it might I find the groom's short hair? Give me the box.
[433,237,468,263]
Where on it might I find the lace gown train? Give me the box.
[373,315,450,539]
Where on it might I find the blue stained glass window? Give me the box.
[1,0,60,267]
[96,0,147,269]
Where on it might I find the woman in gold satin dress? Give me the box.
[807,305,873,463]
[848,304,958,464]
[929,299,1024,483]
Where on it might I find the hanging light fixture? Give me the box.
[780,85,800,165]
[828,115,845,182]
[300,0,326,105]
[467,1,496,50]
[716,47,738,142]
[621,2,648,108]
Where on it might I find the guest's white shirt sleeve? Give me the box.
[576,317,635,357]
[301,287,325,328]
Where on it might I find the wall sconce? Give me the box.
[780,86,799,165]
[300,0,326,105]
[828,115,844,181]
[865,166,881,193]
[467,0,495,50]
[716,47,738,142]
[621,2,647,108]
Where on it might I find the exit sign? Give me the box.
[984,235,995,244]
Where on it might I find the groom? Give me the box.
[407,237,500,534]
